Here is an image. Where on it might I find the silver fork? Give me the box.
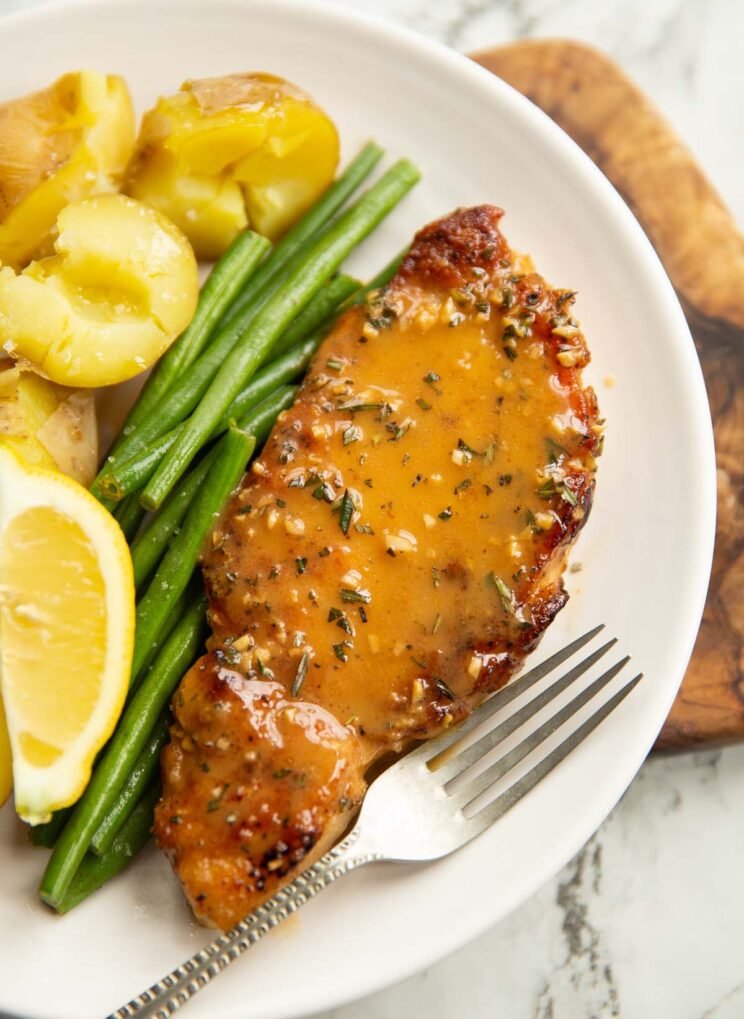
[110,625,640,1019]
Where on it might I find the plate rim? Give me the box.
[0,0,717,1016]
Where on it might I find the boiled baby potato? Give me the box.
[0,70,135,269]
[126,72,339,258]
[0,193,198,387]
[0,696,10,809]
[0,364,97,485]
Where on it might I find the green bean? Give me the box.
[100,433,181,503]
[214,342,312,433]
[39,593,206,909]
[28,807,72,848]
[92,301,265,489]
[129,452,216,591]
[130,385,296,590]
[99,336,315,502]
[217,142,383,333]
[108,230,269,456]
[131,589,189,687]
[270,274,358,359]
[234,384,297,437]
[90,716,168,856]
[55,783,160,914]
[112,493,147,542]
[130,426,254,679]
[143,159,420,510]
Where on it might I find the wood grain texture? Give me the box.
[471,39,744,750]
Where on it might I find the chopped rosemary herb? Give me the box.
[343,425,362,445]
[423,370,441,385]
[273,768,291,779]
[292,652,309,697]
[457,437,480,457]
[358,605,368,624]
[411,655,428,670]
[333,642,351,662]
[336,614,354,635]
[432,612,442,634]
[438,506,453,520]
[561,483,578,507]
[295,557,307,575]
[454,478,472,494]
[275,498,286,508]
[486,573,515,615]
[340,588,371,604]
[416,397,432,411]
[312,482,335,503]
[338,402,383,413]
[391,423,409,441]
[537,476,578,506]
[339,489,354,535]
[363,478,373,488]
[207,784,229,812]
[328,608,343,622]
[355,523,374,534]
[318,546,331,558]
[256,657,274,679]
[434,678,456,701]
[545,437,569,463]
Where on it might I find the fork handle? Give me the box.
[108,826,381,1019]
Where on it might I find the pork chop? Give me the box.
[155,206,602,929]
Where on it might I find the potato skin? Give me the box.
[0,364,97,485]
[0,70,135,269]
[0,194,198,388]
[126,73,339,259]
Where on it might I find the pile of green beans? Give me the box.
[35,140,419,912]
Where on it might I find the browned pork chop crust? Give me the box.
[155,206,601,928]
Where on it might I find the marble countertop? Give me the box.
[1,0,741,1016]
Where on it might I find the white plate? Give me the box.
[0,1,715,1017]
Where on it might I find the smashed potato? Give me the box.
[0,70,135,269]
[126,73,339,258]
[0,696,10,809]
[0,194,198,387]
[0,364,97,485]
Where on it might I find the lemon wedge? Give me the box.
[0,443,134,823]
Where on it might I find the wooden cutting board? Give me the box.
[471,40,744,752]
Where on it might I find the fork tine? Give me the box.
[463,674,643,839]
[405,624,606,770]
[452,656,631,809]
[433,638,618,783]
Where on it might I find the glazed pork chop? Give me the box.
[155,206,602,929]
